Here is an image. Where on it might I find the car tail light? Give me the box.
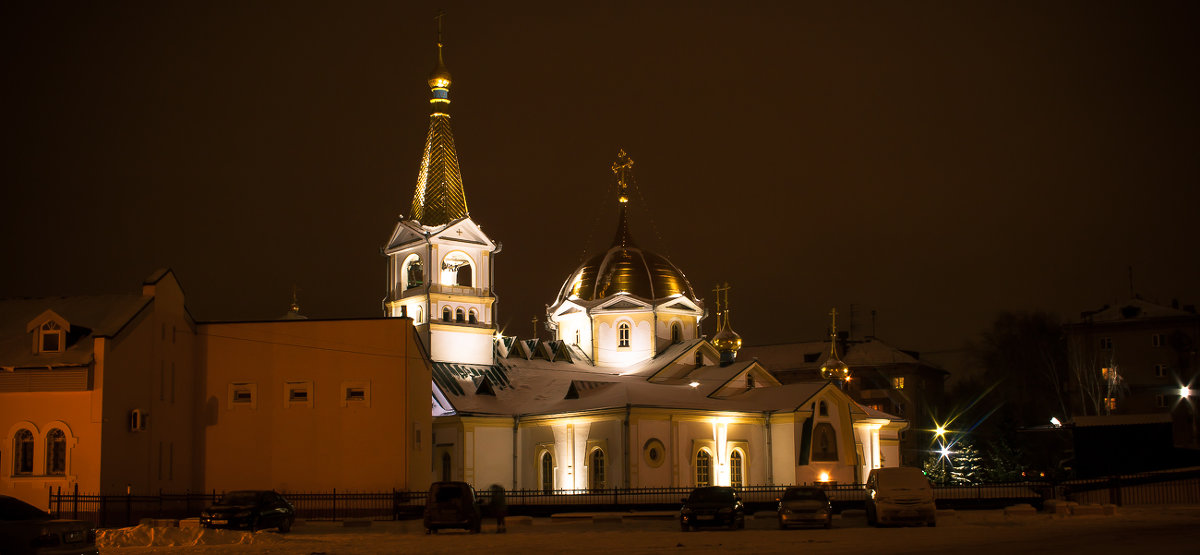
[31,533,61,547]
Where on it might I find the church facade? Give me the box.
[394,41,908,490]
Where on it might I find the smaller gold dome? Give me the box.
[712,311,742,354]
[428,43,452,89]
[820,357,850,381]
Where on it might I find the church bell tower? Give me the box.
[383,19,499,366]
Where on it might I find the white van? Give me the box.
[864,467,936,527]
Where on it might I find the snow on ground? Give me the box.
[99,506,1200,554]
[98,525,283,548]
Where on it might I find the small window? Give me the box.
[695,450,712,487]
[341,381,371,407]
[819,401,828,417]
[468,310,478,325]
[228,382,257,409]
[892,376,905,389]
[39,321,64,353]
[46,429,66,475]
[1155,394,1167,408]
[575,329,581,345]
[694,350,703,367]
[442,307,451,322]
[671,322,682,344]
[284,381,313,408]
[14,429,34,475]
[1100,337,1113,350]
[540,451,554,493]
[589,449,605,490]
[455,308,465,323]
[1152,333,1167,347]
[1155,364,1168,378]
[730,450,744,488]
[618,322,631,348]
[1104,397,1117,411]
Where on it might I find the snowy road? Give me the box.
[101,506,1200,554]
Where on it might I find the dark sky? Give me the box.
[3,1,1197,376]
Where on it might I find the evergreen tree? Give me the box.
[949,440,984,485]
[983,437,1024,482]
[922,453,950,486]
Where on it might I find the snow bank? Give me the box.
[97,524,284,548]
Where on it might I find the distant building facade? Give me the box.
[1064,298,1199,447]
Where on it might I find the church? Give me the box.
[381,40,907,491]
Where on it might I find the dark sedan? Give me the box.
[680,486,744,531]
[0,495,98,555]
[200,490,294,533]
[777,486,833,529]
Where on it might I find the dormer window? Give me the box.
[40,321,64,353]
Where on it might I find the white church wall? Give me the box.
[471,424,512,489]
[770,419,797,485]
[429,327,493,365]
[518,425,558,490]
[594,317,654,367]
[634,417,671,487]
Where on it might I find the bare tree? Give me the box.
[1068,335,1126,416]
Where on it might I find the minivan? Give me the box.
[423,481,481,534]
[864,467,936,527]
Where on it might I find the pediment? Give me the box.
[709,362,782,399]
[648,341,723,383]
[384,221,429,253]
[659,297,701,313]
[430,218,494,248]
[597,295,651,311]
[26,309,70,334]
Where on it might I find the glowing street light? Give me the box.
[1050,417,1062,428]
[1182,386,1192,398]
[935,426,947,438]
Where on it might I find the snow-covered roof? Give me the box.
[1077,298,1197,324]
[434,337,905,426]
[0,294,151,368]
[740,338,933,372]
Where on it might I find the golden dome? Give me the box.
[428,43,452,90]
[820,357,850,381]
[711,310,742,354]
[557,241,697,303]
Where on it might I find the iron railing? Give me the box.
[48,467,1200,528]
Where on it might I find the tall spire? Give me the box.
[610,149,636,247]
[711,282,743,363]
[409,11,468,227]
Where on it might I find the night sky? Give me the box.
[3,1,1197,376]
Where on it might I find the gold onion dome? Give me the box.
[428,42,452,89]
[555,151,698,305]
[712,311,742,354]
[819,308,851,381]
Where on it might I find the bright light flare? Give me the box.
[937,443,953,461]
[935,426,946,437]
[1050,417,1062,428]
[818,471,831,482]
[689,381,700,388]
[1182,386,1192,398]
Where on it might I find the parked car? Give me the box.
[0,494,98,555]
[200,490,295,532]
[423,481,481,534]
[679,486,744,531]
[865,467,936,527]
[777,486,833,529]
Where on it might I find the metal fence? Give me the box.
[49,467,1200,528]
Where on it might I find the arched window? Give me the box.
[13,429,34,475]
[442,307,451,322]
[441,251,474,288]
[812,422,838,461]
[672,322,683,344]
[695,449,712,487]
[416,306,423,324]
[403,254,423,290]
[695,350,704,367]
[574,329,581,345]
[618,322,631,348]
[730,450,744,488]
[819,401,828,417]
[40,321,64,353]
[46,429,66,475]
[540,452,554,493]
[455,308,465,323]
[441,452,452,482]
[468,310,478,325]
[589,449,606,490]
